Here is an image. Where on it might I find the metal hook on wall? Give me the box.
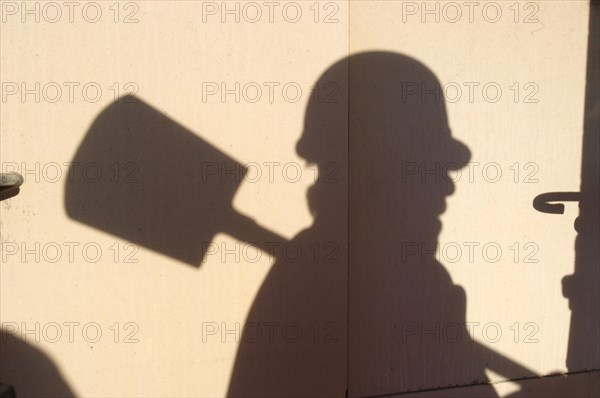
[533,192,582,214]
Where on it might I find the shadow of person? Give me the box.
[0,330,75,398]
[227,51,502,397]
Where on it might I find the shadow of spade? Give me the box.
[65,96,285,267]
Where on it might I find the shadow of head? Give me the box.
[297,51,470,226]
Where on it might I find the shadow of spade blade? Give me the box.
[64,95,248,267]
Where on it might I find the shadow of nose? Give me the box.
[295,130,323,165]
[295,135,305,160]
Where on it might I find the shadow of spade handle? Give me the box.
[475,341,539,379]
[224,211,290,261]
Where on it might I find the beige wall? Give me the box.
[0,1,596,397]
